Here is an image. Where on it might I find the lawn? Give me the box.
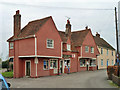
[2,71,13,78]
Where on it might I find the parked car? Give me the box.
[0,74,11,90]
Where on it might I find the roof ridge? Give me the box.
[72,29,90,33]
[29,16,51,24]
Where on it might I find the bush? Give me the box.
[2,71,13,78]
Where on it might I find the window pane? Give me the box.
[85,46,89,52]
[43,60,49,69]
[47,39,54,48]
[80,59,85,66]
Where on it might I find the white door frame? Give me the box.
[25,60,31,76]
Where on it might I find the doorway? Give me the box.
[25,61,31,76]
[60,61,63,73]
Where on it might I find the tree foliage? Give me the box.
[2,60,9,69]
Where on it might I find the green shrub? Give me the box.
[2,71,13,78]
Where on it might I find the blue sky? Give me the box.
[0,0,120,60]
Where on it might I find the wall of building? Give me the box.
[36,18,62,57]
[97,47,115,69]
[82,31,99,59]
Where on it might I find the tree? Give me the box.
[2,60,9,71]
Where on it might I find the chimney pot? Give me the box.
[96,32,100,37]
[85,26,88,29]
[67,20,70,24]
[16,10,20,15]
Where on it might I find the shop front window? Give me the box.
[50,60,58,69]
[64,60,70,68]
[80,59,86,67]
[43,60,49,70]
[90,59,96,66]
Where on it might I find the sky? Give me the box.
[0,0,120,60]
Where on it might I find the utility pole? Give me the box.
[115,7,119,77]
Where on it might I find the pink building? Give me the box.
[7,10,99,78]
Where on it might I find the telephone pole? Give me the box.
[115,7,119,77]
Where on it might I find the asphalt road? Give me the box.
[6,69,116,88]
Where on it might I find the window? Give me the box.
[101,59,103,66]
[47,39,54,48]
[85,46,89,52]
[80,59,86,67]
[91,47,94,53]
[64,60,70,68]
[43,60,49,70]
[107,59,109,66]
[112,60,114,65]
[67,44,71,51]
[10,42,14,49]
[101,48,103,54]
[112,51,113,56]
[50,60,58,69]
[107,49,108,56]
[90,59,96,66]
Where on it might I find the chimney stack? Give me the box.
[65,19,71,37]
[96,32,100,38]
[14,10,21,37]
[85,26,88,29]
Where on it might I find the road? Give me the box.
[6,69,116,88]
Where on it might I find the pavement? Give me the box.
[6,69,117,88]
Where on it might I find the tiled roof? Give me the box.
[93,36,115,50]
[58,29,89,45]
[58,29,89,52]
[71,29,89,46]
[7,16,51,42]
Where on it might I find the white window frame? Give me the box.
[10,42,14,49]
[91,47,94,53]
[47,39,54,49]
[50,59,58,69]
[85,46,89,53]
[67,44,71,51]
[101,59,103,66]
[43,60,49,70]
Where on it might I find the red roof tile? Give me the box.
[93,36,115,50]
[7,16,51,42]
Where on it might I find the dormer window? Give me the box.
[67,44,71,51]
[47,39,54,48]
[10,42,14,49]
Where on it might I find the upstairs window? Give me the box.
[91,47,94,53]
[101,48,103,54]
[47,39,54,48]
[112,51,113,56]
[85,46,89,52]
[67,44,71,51]
[10,42,14,49]
[107,49,108,56]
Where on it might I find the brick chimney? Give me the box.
[14,10,21,37]
[65,19,71,37]
[96,32,100,38]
